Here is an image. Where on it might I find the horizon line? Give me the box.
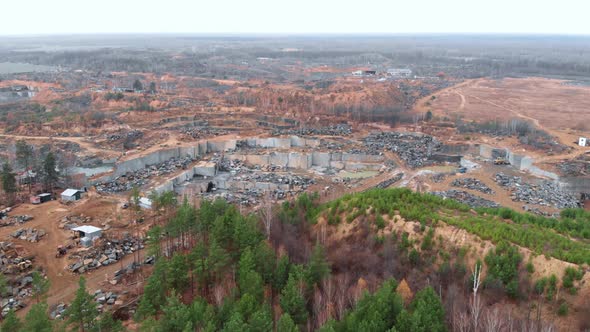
[1,32,590,38]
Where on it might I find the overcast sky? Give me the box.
[1,0,589,35]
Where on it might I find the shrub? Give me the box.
[409,249,421,267]
[557,302,568,316]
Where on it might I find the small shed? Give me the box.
[31,193,52,204]
[72,225,102,247]
[61,189,82,202]
[139,197,152,209]
[579,137,587,147]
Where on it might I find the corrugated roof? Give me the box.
[61,189,80,197]
[140,197,152,205]
[72,225,102,234]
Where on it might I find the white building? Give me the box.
[387,68,412,78]
[579,137,587,147]
[61,189,82,202]
[72,225,102,247]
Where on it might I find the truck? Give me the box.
[494,158,510,165]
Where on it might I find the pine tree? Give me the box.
[2,309,22,332]
[306,243,331,286]
[31,271,50,303]
[94,312,124,332]
[1,163,17,205]
[42,152,58,192]
[15,140,33,193]
[395,286,446,332]
[136,259,168,319]
[133,79,143,91]
[248,307,273,332]
[149,82,157,94]
[65,277,98,332]
[158,292,192,332]
[168,253,189,293]
[277,313,299,332]
[273,255,290,291]
[280,272,308,327]
[22,302,52,332]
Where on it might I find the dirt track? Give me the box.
[4,197,141,317]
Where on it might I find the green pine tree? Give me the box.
[64,277,98,332]
[94,312,124,332]
[306,243,331,286]
[42,152,58,192]
[1,163,17,205]
[279,272,308,327]
[1,309,22,332]
[31,271,50,303]
[277,313,299,332]
[15,140,34,193]
[22,302,52,332]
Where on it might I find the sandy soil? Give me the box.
[422,78,590,133]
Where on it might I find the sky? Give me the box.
[1,0,589,35]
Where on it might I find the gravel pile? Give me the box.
[557,156,590,176]
[494,172,579,209]
[96,156,195,193]
[273,124,352,136]
[523,205,560,218]
[68,236,144,274]
[451,178,494,194]
[431,173,447,183]
[107,130,143,142]
[180,126,229,139]
[0,215,33,227]
[0,242,40,316]
[373,173,404,190]
[363,132,442,168]
[432,190,500,208]
[234,172,315,188]
[10,228,46,242]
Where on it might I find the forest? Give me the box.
[0,187,586,330]
[2,35,590,80]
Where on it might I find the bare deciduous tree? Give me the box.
[471,262,483,332]
[483,307,502,332]
[259,190,273,239]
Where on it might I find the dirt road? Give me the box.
[0,133,107,156]
[4,199,143,317]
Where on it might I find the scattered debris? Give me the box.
[494,173,579,209]
[451,178,494,194]
[0,215,33,227]
[557,154,590,176]
[431,173,447,183]
[372,173,404,190]
[68,235,144,273]
[432,190,500,208]
[10,228,46,242]
[363,132,442,168]
[180,126,229,139]
[96,156,195,193]
[273,124,352,137]
[523,205,560,218]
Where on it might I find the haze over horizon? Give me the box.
[2,0,589,36]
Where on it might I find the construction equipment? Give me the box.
[56,245,67,258]
[494,158,510,165]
